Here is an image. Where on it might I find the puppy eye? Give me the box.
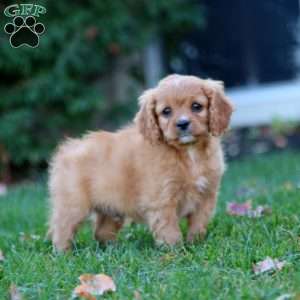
[191,102,203,112]
[162,107,172,117]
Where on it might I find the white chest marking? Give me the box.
[195,176,208,193]
[188,147,197,164]
[187,147,208,192]
[187,147,199,177]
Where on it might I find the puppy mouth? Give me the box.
[164,130,198,145]
[178,133,196,144]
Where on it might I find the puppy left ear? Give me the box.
[203,79,234,137]
[134,89,162,144]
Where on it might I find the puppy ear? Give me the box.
[203,79,234,137]
[135,89,162,144]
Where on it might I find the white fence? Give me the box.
[228,80,300,128]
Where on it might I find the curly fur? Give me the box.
[48,74,233,251]
[135,89,162,144]
[203,79,233,136]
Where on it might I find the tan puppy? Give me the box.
[48,74,233,251]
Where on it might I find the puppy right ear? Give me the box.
[135,89,162,144]
[202,80,233,137]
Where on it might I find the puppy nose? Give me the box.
[176,119,190,131]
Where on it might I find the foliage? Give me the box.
[0,0,203,167]
[271,118,298,135]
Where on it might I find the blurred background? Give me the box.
[0,0,299,185]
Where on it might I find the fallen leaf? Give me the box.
[73,285,96,300]
[253,257,286,275]
[0,250,4,262]
[248,205,272,218]
[9,284,23,300]
[0,183,7,196]
[73,274,116,299]
[226,201,252,216]
[227,201,271,218]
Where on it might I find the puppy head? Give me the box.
[135,74,233,145]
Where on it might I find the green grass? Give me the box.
[1,151,300,299]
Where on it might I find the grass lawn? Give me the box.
[0,151,300,299]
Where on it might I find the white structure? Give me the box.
[144,3,300,128]
[144,41,300,129]
[228,5,300,128]
[228,80,300,128]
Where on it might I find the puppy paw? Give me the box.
[52,244,71,254]
[51,237,72,252]
[186,228,207,243]
[155,230,182,246]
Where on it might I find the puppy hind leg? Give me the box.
[93,212,123,243]
[49,199,90,251]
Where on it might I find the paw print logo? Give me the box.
[4,16,45,48]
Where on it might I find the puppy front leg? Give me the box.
[187,192,217,242]
[146,206,182,246]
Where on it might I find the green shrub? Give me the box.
[0,0,203,168]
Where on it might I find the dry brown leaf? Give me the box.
[9,284,23,300]
[227,201,252,216]
[73,273,116,299]
[248,205,272,218]
[0,250,4,262]
[73,284,96,300]
[227,201,271,218]
[253,257,286,275]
